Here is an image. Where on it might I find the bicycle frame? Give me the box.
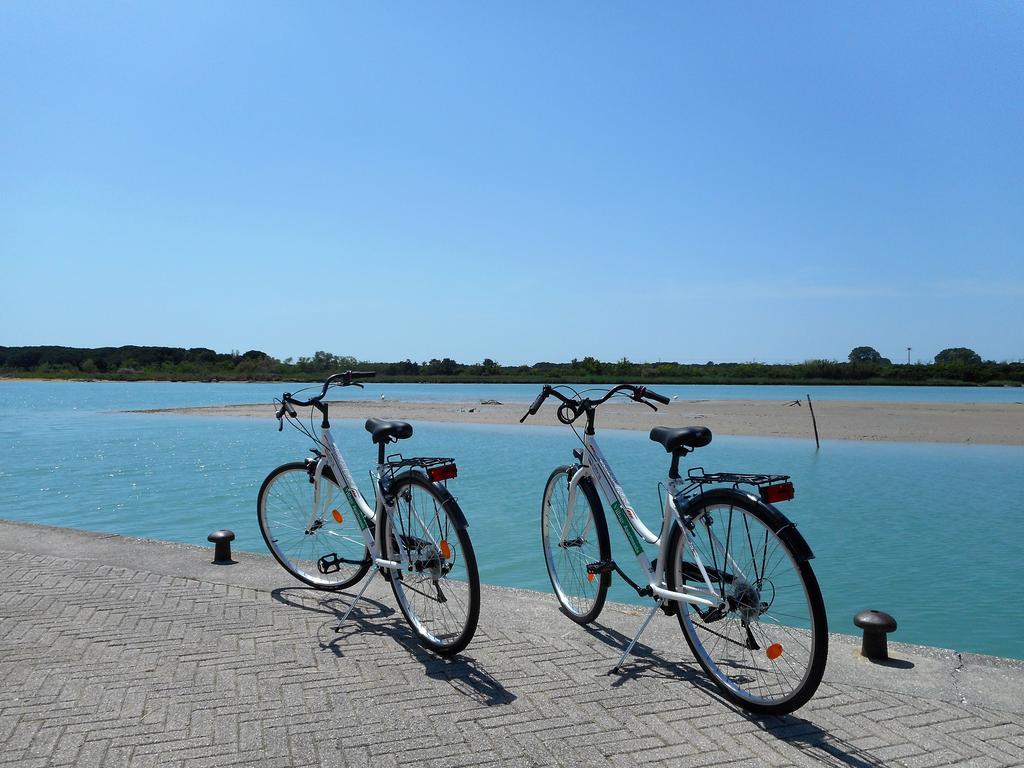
[565,433,728,611]
[308,424,437,577]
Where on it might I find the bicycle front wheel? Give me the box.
[381,471,480,656]
[257,462,371,590]
[541,465,610,624]
[665,490,827,715]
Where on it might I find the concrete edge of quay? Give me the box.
[3,516,1022,719]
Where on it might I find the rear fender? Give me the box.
[685,486,814,562]
[391,470,470,530]
[436,488,470,530]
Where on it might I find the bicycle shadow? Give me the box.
[272,584,394,616]
[271,586,516,707]
[748,714,887,767]
[578,618,722,697]
[581,618,886,767]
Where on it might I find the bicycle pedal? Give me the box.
[318,553,343,574]
[586,559,616,575]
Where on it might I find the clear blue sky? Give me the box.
[2,2,1021,364]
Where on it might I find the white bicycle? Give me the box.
[257,371,480,656]
[521,384,827,714]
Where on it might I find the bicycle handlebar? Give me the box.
[637,386,670,405]
[275,370,377,426]
[519,383,669,424]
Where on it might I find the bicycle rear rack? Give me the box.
[384,454,458,484]
[685,467,795,503]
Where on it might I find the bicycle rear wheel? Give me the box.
[541,465,610,624]
[381,471,480,656]
[665,490,827,715]
[257,462,371,590]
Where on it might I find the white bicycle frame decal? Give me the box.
[565,433,742,610]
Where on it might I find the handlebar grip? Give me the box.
[521,387,550,423]
[325,370,377,389]
[285,402,297,417]
[644,388,671,405]
[528,389,547,415]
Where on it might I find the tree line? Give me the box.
[1,345,1021,386]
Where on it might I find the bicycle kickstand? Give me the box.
[610,599,663,674]
[333,569,379,630]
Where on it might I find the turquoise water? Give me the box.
[2,381,1022,659]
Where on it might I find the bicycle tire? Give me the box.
[665,489,827,715]
[541,465,611,624]
[380,471,480,656]
[257,462,372,590]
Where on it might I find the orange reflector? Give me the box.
[760,482,795,504]
[440,540,451,559]
[587,572,595,583]
[428,463,458,482]
[766,643,784,660]
[331,509,344,524]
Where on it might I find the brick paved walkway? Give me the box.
[2,521,1022,767]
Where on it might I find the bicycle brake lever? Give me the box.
[519,412,529,423]
[632,394,657,411]
[278,416,284,432]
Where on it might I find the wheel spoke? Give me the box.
[385,475,479,655]
[671,498,826,714]
[257,464,370,590]
[541,468,608,624]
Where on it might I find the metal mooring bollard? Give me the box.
[854,609,897,660]
[207,529,236,564]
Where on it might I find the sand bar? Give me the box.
[130,397,1024,445]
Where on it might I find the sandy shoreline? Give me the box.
[129,398,1024,445]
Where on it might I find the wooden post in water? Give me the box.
[807,394,820,449]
